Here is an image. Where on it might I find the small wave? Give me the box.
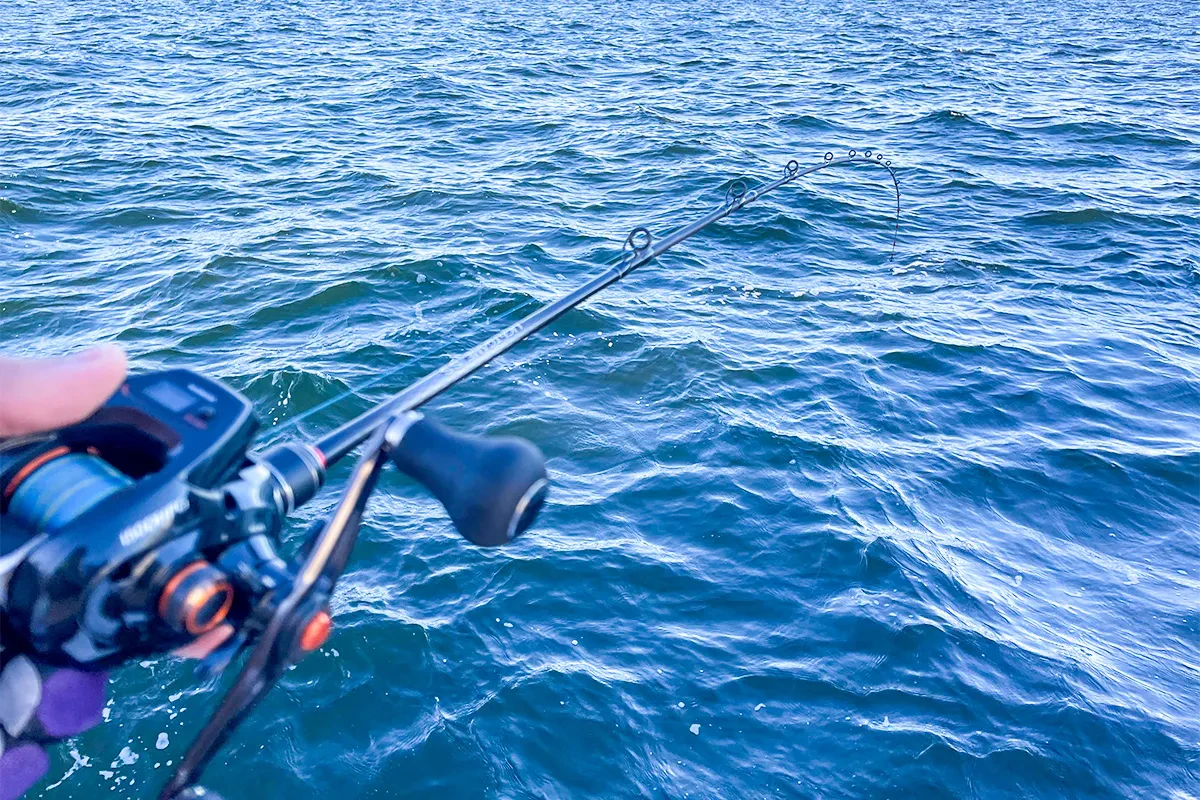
[177,322,239,348]
[1012,119,1195,148]
[248,280,374,324]
[0,196,37,221]
[1015,207,1184,229]
[907,110,1017,138]
[779,114,838,132]
[86,206,198,228]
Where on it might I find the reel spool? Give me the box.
[3,447,133,534]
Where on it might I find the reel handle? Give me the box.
[391,415,548,546]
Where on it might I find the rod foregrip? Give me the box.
[391,415,548,546]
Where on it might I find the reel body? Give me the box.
[1,370,275,667]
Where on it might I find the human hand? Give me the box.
[0,344,127,438]
[1,344,127,800]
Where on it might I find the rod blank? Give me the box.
[314,155,895,467]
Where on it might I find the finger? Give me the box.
[171,623,235,660]
[0,344,128,437]
[0,658,107,742]
[35,669,107,739]
[0,744,48,800]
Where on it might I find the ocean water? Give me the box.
[3,0,1199,798]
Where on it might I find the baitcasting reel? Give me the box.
[0,368,548,799]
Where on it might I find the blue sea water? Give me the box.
[3,0,1199,798]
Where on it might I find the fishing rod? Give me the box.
[311,150,900,463]
[0,150,898,800]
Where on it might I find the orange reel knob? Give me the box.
[158,561,234,636]
[299,609,332,652]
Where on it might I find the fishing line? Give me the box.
[267,151,900,449]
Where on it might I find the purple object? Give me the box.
[0,744,49,800]
[36,669,107,738]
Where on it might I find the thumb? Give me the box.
[0,344,128,437]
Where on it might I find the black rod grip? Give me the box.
[391,415,548,546]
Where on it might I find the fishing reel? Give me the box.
[0,369,548,799]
